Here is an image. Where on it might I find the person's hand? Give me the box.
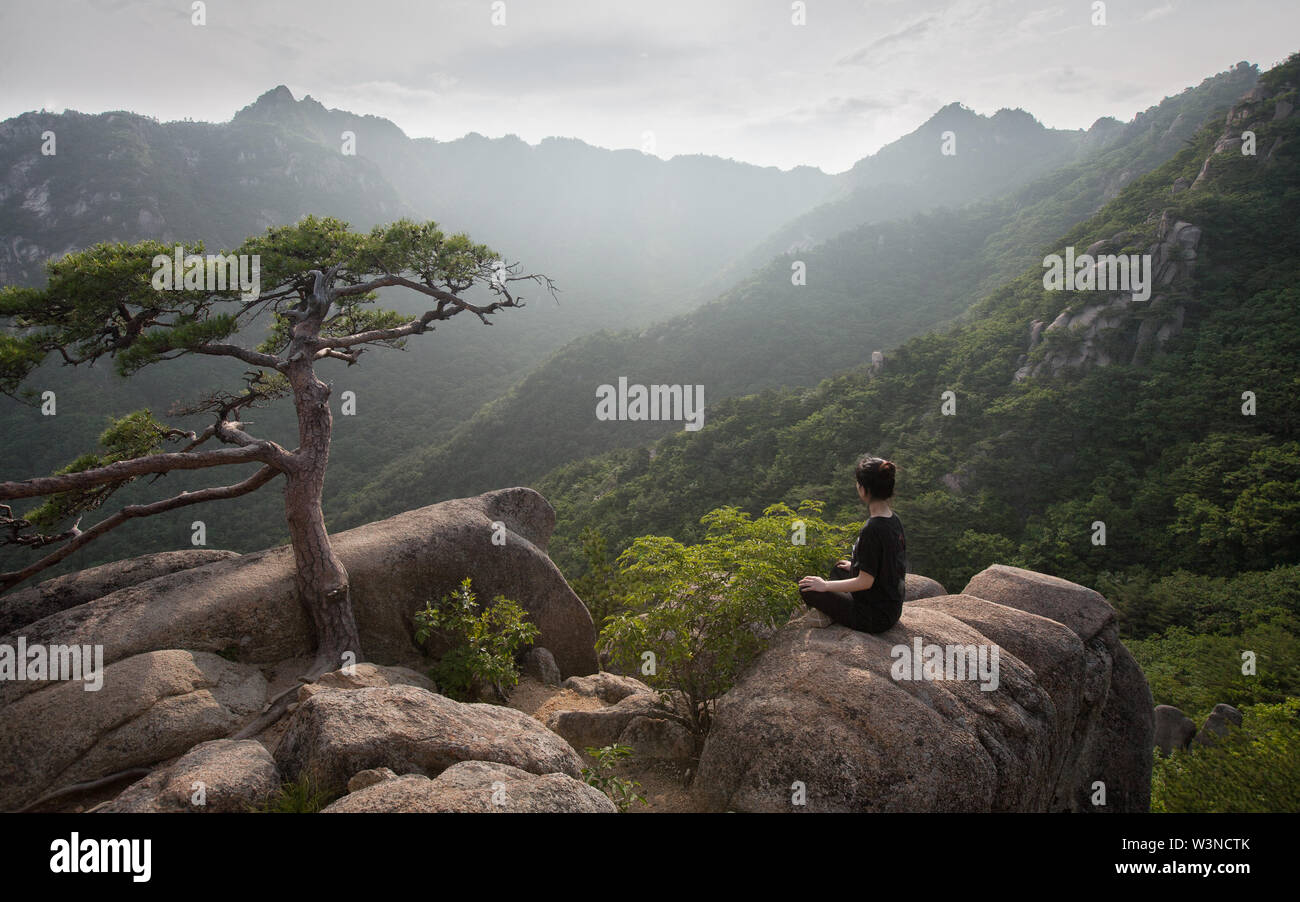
[836,560,852,570]
[799,575,828,592]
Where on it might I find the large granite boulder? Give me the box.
[0,650,267,811]
[904,574,947,601]
[99,739,280,813]
[546,693,666,752]
[0,488,597,712]
[321,761,616,813]
[961,565,1154,811]
[274,684,583,794]
[0,549,239,636]
[693,566,1154,813]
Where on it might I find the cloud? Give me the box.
[836,16,939,66]
[1141,2,1177,21]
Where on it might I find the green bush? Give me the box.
[580,744,647,812]
[255,776,338,813]
[599,501,855,737]
[414,577,540,702]
[1151,697,1300,812]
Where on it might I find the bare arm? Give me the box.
[798,565,876,594]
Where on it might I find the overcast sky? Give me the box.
[1,0,1295,172]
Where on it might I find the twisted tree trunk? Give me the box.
[284,274,362,678]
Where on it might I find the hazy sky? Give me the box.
[1,0,1296,172]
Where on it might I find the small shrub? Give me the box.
[581,744,647,812]
[414,577,540,702]
[599,501,854,738]
[255,776,338,813]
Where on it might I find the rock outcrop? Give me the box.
[0,488,597,713]
[523,647,561,687]
[98,739,280,813]
[0,650,267,811]
[547,692,668,753]
[560,672,654,705]
[1154,704,1198,756]
[0,549,239,636]
[958,565,1154,810]
[1014,218,1194,383]
[1192,74,1293,190]
[321,761,616,813]
[693,565,1153,812]
[274,684,584,795]
[1192,702,1243,748]
[0,488,598,810]
[542,672,694,761]
[904,573,947,601]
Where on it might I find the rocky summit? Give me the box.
[0,485,1159,814]
[694,565,1153,812]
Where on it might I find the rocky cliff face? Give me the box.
[1014,211,1199,383]
[1012,67,1294,385]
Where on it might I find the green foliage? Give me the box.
[599,501,855,736]
[1109,566,1300,718]
[568,527,625,625]
[1128,618,1300,719]
[580,744,647,812]
[255,775,339,813]
[0,212,512,574]
[1102,565,1300,641]
[413,577,539,702]
[0,215,505,389]
[22,409,174,529]
[1151,698,1300,813]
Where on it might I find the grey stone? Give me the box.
[0,650,267,811]
[1193,703,1244,748]
[0,549,238,635]
[99,739,279,813]
[695,574,1153,813]
[322,761,616,813]
[274,684,583,794]
[1154,704,1197,756]
[347,767,399,793]
[523,647,561,687]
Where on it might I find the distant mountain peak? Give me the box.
[257,85,296,105]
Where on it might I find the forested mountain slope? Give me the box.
[0,82,1140,571]
[538,54,1300,608]
[341,62,1261,530]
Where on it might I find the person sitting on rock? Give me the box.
[798,455,907,633]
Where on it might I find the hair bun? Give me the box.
[879,460,896,473]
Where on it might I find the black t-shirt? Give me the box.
[850,514,908,610]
